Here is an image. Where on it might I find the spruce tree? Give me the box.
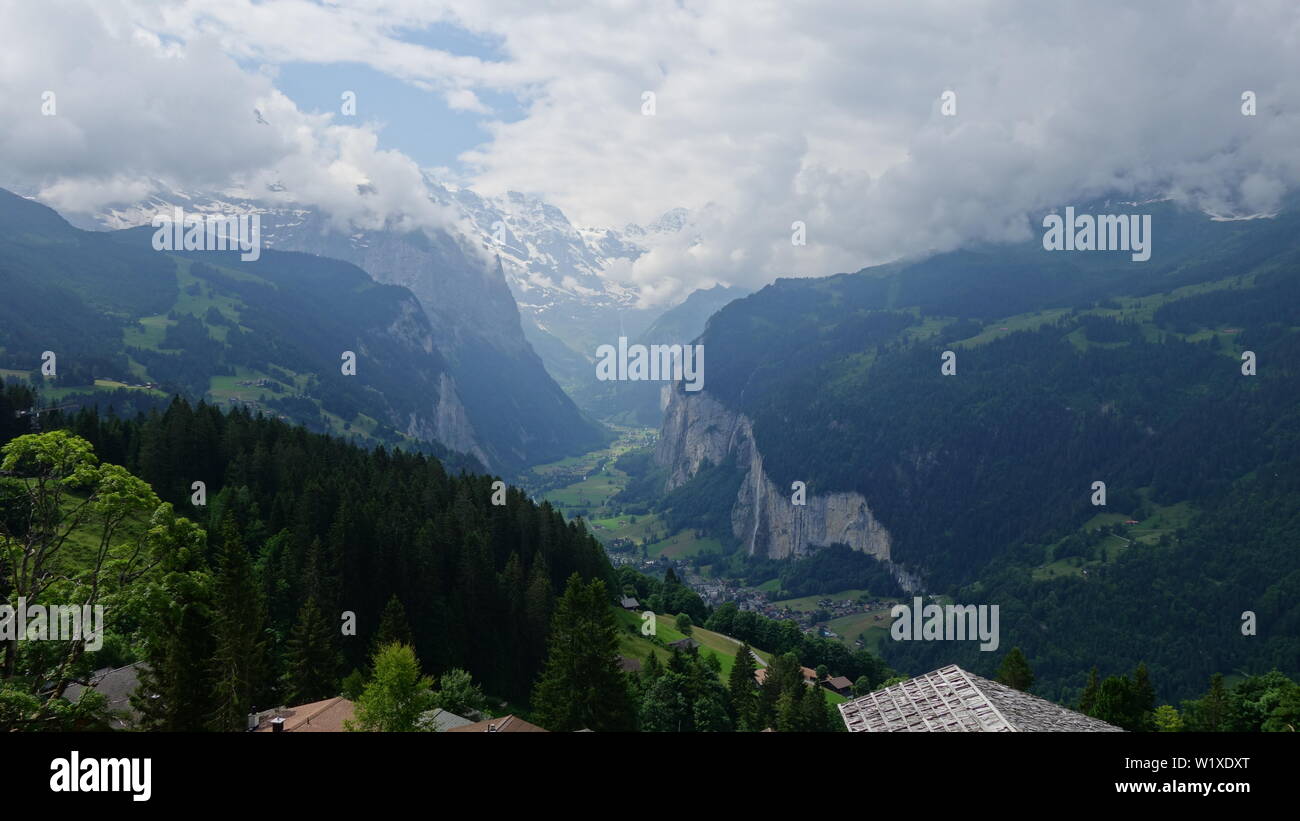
[1132,663,1156,731]
[1198,673,1229,732]
[208,517,267,731]
[996,647,1035,691]
[283,596,341,704]
[132,513,216,731]
[531,574,635,732]
[642,650,664,682]
[1079,666,1100,715]
[373,593,414,653]
[728,642,758,730]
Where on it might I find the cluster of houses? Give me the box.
[753,663,855,697]
[58,660,553,733]
[58,655,1122,733]
[247,700,548,733]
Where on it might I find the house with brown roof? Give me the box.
[252,697,356,732]
[837,665,1123,732]
[824,675,854,696]
[754,664,820,687]
[447,714,548,733]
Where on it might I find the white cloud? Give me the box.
[3,0,1299,306]
[0,0,460,235]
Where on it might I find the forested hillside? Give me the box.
[0,384,612,729]
[661,199,1300,701]
[0,189,606,471]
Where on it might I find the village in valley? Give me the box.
[523,427,900,653]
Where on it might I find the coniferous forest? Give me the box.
[0,384,611,729]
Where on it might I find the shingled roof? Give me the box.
[447,714,548,733]
[838,665,1123,732]
[62,662,147,730]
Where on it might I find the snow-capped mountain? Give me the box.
[72,180,618,469]
[426,180,690,397]
[79,175,690,406]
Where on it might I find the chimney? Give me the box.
[487,723,498,733]
[271,716,286,733]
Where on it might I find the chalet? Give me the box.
[252,697,356,732]
[824,675,854,696]
[668,638,700,652]
[837,665,1123,732]
[448,714,548,733]
[754,665,820,687]
[620,596,641,610]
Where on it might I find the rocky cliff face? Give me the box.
[656,388,898,566]
[266,213,605,470]
[82,189,605,471]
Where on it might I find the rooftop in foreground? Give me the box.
[838,665,1123,732]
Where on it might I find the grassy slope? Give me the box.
[614,609,844,706]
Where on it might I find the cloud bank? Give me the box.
[2,0,1298,305]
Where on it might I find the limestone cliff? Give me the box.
[656,388,919,590]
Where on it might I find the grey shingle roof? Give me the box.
[838,664,1124,732]
[62,662,148,730]
[419,707,474,732]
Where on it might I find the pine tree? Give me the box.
[1197,673,1230,732]
[283,596,341,704]
[800,686,834,732]
[208,517,267,731]
[1079,666,1100,715]
[1131,663,1156,731]
[373,593,414,653]
[531,574,634,732]
[1092,675,1137,729]
[642,650,664,682]
[728,642,758,730]
[775,687,802,733]
[996,647,1035,691]
[135,594,217,731]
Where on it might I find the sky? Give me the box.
[1,0,1299,305]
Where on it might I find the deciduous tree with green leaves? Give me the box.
[1,431,200,729]
[346,642,437,732]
